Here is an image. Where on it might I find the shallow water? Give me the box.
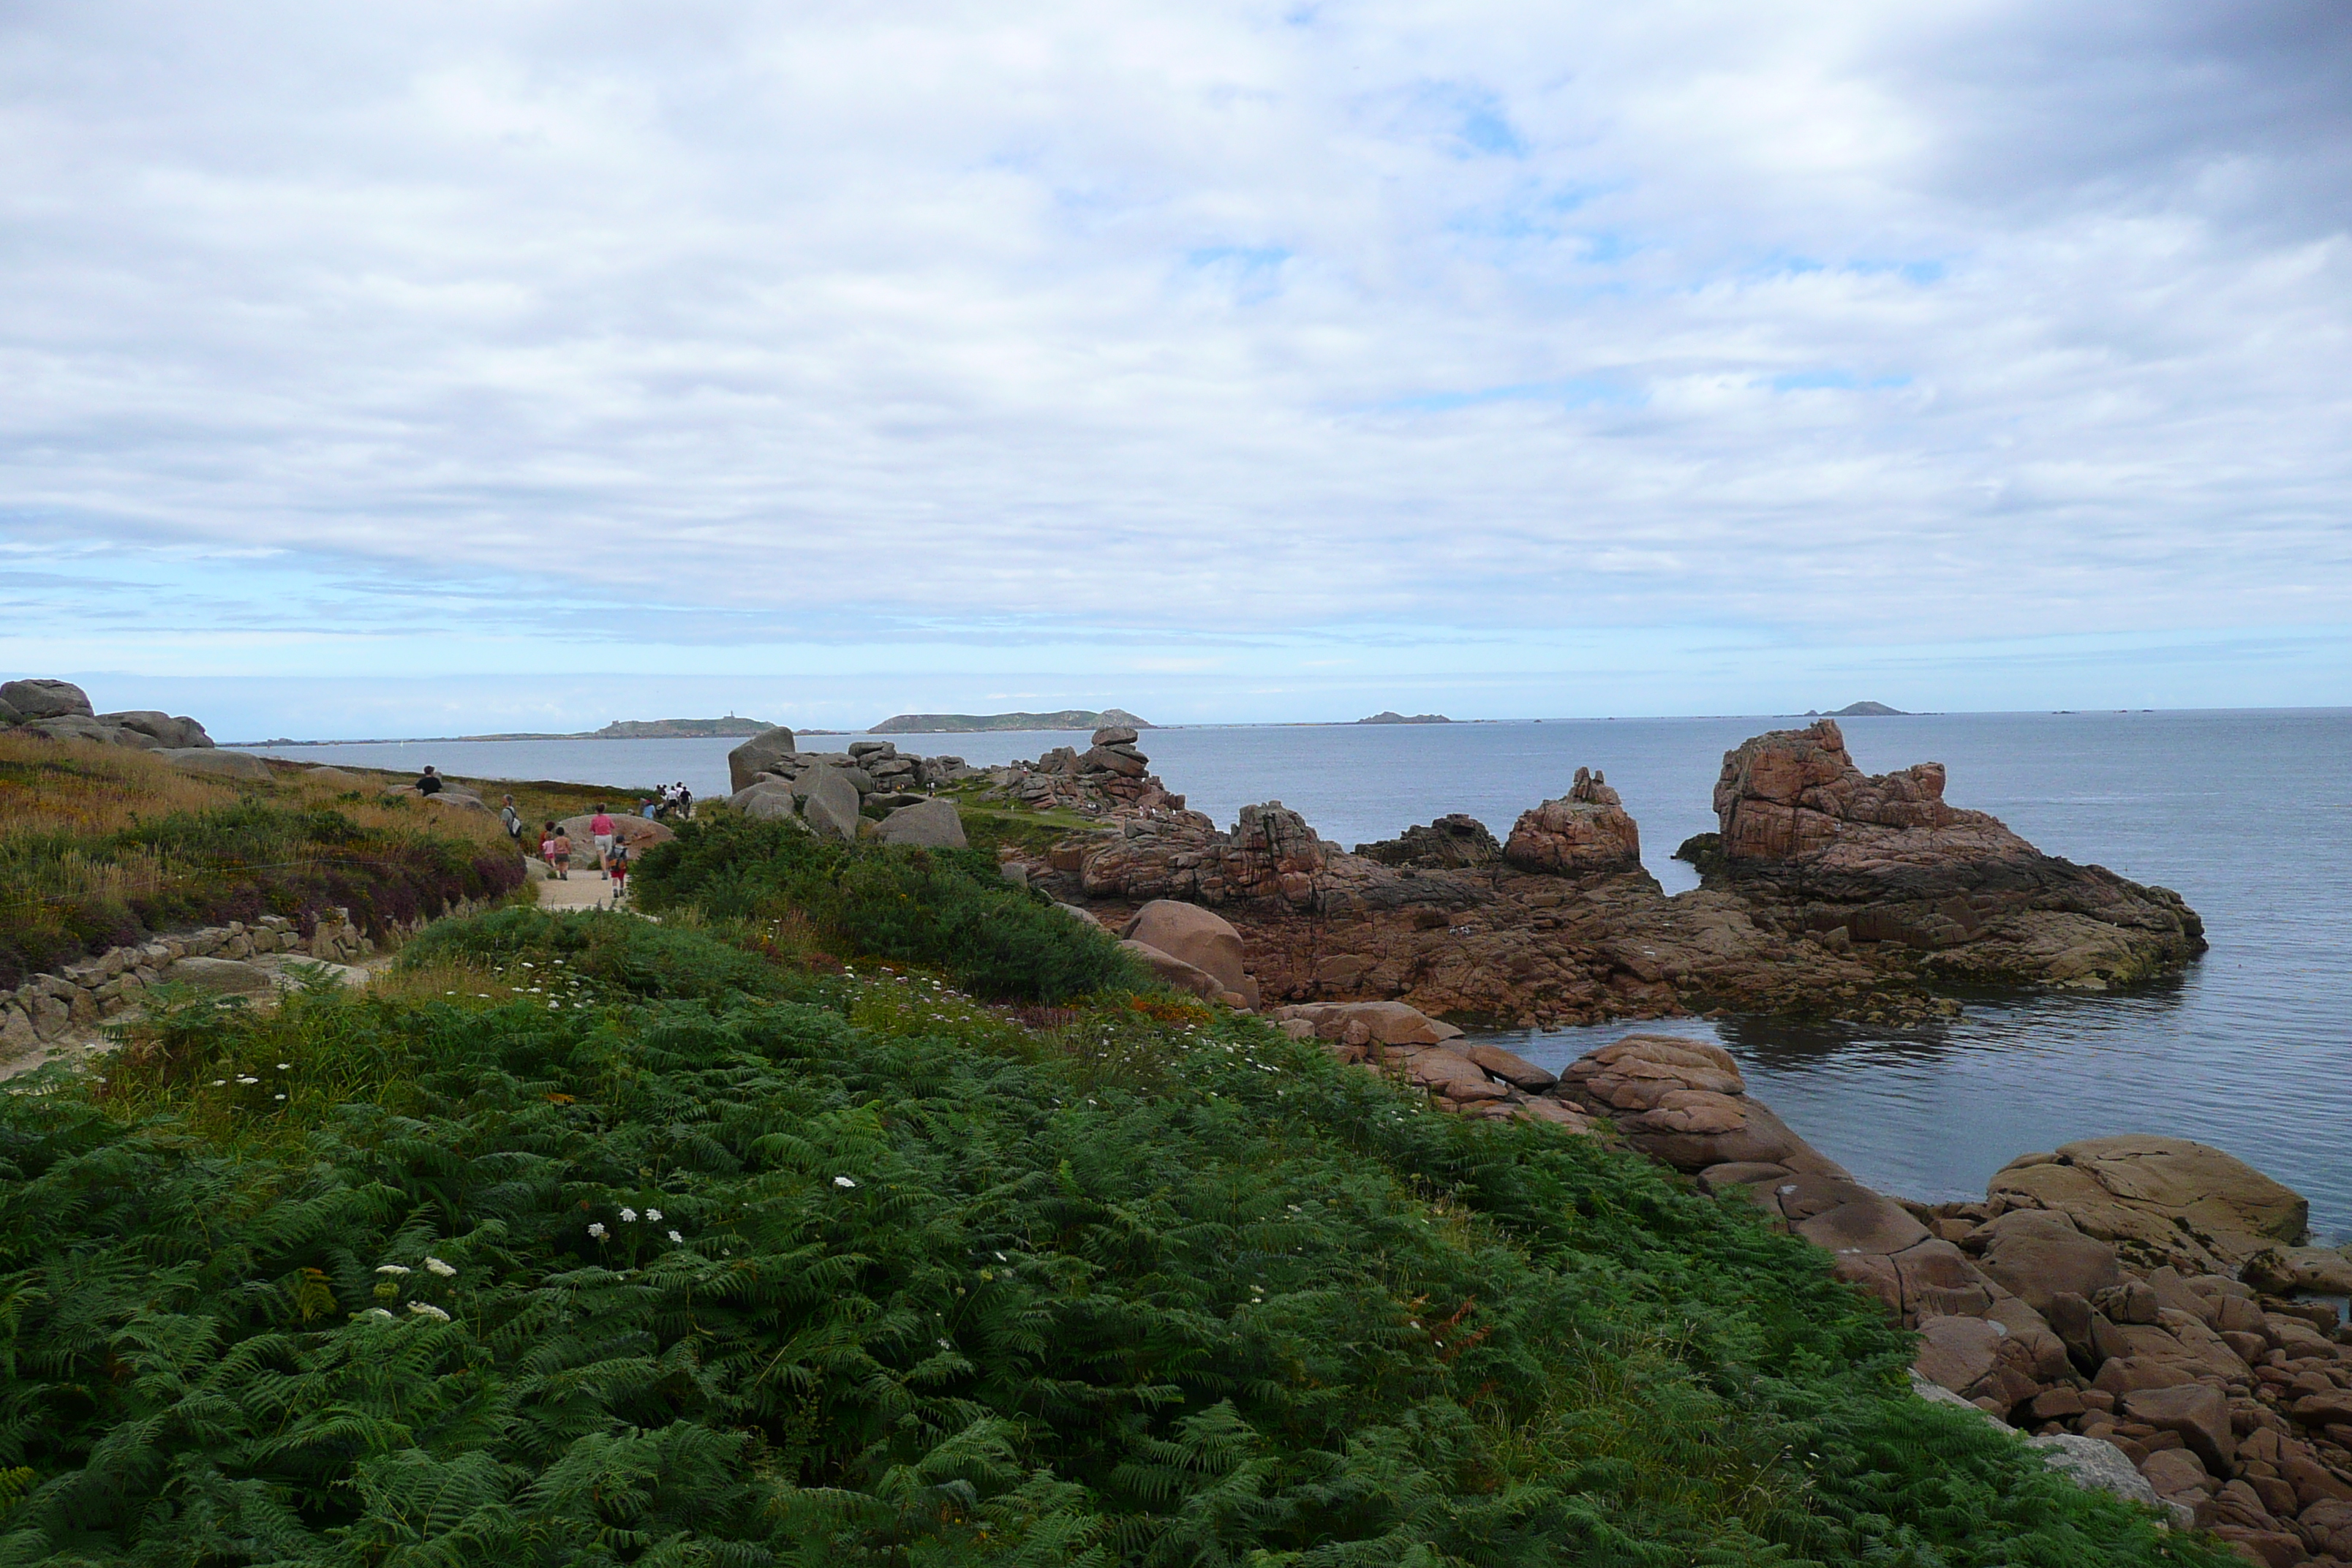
[252,709,2352,1232]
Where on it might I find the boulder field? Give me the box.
[1000,717,2206,1027]
[725,728,981,846]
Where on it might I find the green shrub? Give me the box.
[633,813,1139,1003]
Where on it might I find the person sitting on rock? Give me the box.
[415,766,443,796]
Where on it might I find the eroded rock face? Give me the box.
[1690,720,2204,988]
[1503,768,1642,875]
[727,726,797,793]
[1123,901,1257,1008]
[1,679,93,720]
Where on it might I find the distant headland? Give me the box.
[868,708,1153,734]
[1806,701,1909,717]
[1357,711,1452,725]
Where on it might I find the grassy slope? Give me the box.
[0,821,2223,1565]
[0,737,534,986]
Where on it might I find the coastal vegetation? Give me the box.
[0,799,2219,1564]
[0,736,535,989]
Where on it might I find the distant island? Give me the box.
[869,708,1153,734]
[589,716,776,739]
[1357,711,1452,725]
[1806,701,1910,717]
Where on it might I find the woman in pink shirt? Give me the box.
[589,807,617,880]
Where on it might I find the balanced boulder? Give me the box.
[796,768,862,842]
[1503,767,1643,875]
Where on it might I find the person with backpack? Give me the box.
[608,841,630,902]
[499,794,524,843]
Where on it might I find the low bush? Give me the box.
[633,813,1138,1003]
[0,913,2215,1565]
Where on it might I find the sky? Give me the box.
[4,1,2349,737]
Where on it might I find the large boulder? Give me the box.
[159,748,272,780]
[796,768,862,842]
[1275,1000,1462,1047]
[1972,1209,2123,1314]
[100,711,211,749]
[1,679,92,720]
[167,957,278,997]
[1503,768,1643,874]
[1121,900,1256,1008]
[1987,1136,2307,1272]
[1080,743,1148,778]
[873,799,967,849]
[26,715,132,746]
[727,726,798,793]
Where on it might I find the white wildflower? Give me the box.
[376,1264,411,1275]
[237,1076,259,1084]
[358,1308,395,1323]
[211,1079,227,1087]
[833,1175,858,1188]
[588,1222,608,1239]
[423,1256,456,1278]
[407,1303,451,1322]
[549,1000,559,1009]
[668,1229,683,1243]
[620,1207,638,1222]
[274,1093,287,1101]
[645,1207,662,1222]
[276,1063,292,1070]
[937,1338,952,1349]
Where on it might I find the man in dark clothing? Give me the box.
[416,766,444,796]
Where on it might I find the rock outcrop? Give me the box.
[1984,1137,2310,1275]
[727,725,798,792]
[1686,719,2204,990]
[1501,767,1642,875]
[973,728,1203,823]
[1,678,216,753]
[996,723,2204,1028]
[1122,900,1259,1009]
[724,737,988,841]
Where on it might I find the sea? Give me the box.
[249,709,2352,1237]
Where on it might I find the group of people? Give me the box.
[535,807,631,895]
[647,780,694,821]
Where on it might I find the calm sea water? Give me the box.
[250,711,2352,1234]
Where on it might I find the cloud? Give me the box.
[0,0,2346,725]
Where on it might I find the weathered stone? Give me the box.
[1974,1208,2124,1314]
[1123,902,1256,1007]
[874,799,968,849]
[2122,1383,2236,1475]
[1356,815,1502,870]
[1,678,91,720]
[1503,769,1643,875]
[1990,1136,2307,1272]
[2027,1433,2169,1515]
[795,771,862,843]
[727,726,798,793]
[557,814,676,853]
[166,957,278,997]
[99,710,211,749]
[730,781,805,822]
[1275,1000,1458,1047]
[1080,744,1148,778]
[1457,1041,1556,1091]
[1914,1314,2003,1396]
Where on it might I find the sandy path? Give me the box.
[533,867,633,913]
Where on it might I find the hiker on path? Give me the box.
[589,806,616,880]
[608,842,630,902]
[549,823,573,879]
[415,766,444,796]
[499,794,524,844]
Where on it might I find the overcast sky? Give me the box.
[4,1,2348,734]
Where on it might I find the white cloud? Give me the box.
[1,0,2346,725]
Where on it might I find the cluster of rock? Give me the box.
[977,727,1203,821]
[999,720,2205,1027]
[2,911,372,1060]
[0,678,218,758]
[1686,720,2206,986]
[723,728,979,848]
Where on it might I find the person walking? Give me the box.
[608,841,630,903]
[499,794,524,844]
[415,765,444,796]
[549,823,573,879]
[589,806,616,880]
